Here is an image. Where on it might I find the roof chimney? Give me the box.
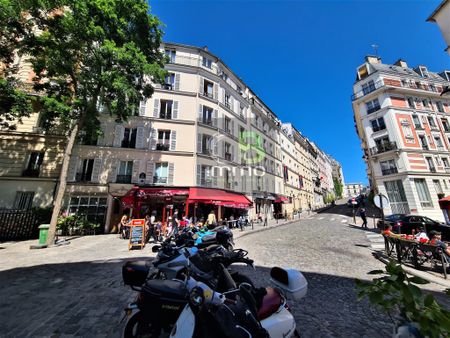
[365,55,381,64]
[202,46,208,51]
[394,59,408,68]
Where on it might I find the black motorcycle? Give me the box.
[122,245,254,337]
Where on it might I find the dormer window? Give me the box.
[419,66,429,78]
[202,57,212,69]
[165,49,176,63]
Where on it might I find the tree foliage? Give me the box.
[17,0,166,136]
[355,261,450,337]
[333,177,343,199]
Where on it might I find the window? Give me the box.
[164,73,175,90]
[412,115,421,129]
[23,152,44,177]
[77,159,94,182]
[362,80,375,95]
[419,66,429,78]
[154,162,168,184]
[202,106,213,125]
[380,159,397,175]
[203,80,214,98]
[384,180,410,214]
[157,130,171,151]
[117,161,133,183]
[201,135,212,154]
[224,116,231,133]
[433,180,444,197]
[224,142,232,161]
[435,101,444,113]
[122,128,137,148]
[418,134,428,149]
[371,117,386,132]
[414,179,433,208]
[407,97,415,109]
[239,104,245,117]
[425,157,436,172]
[14,191,34,210]
[224,168,231,189]
[224,92,231,108]
[159,100,173,119]
[202,57,212,69]
[434,135,444,148]
[165,49,176,63]
[422,99,430,109]
[443,157,450,168]
[441,118,450,132]
[67,196,107,226]
[427,116,436,127]
[200,165,213,187]
[366,98,380,114]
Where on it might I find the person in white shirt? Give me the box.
[414,227,429,241]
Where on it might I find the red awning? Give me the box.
[120,187,189,207]
[188,188,252,209]
[274,196,289,204]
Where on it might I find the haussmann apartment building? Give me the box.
[352,55,450,221]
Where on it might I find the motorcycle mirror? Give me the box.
[152,245,161,253]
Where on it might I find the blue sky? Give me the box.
[150,0,450,184]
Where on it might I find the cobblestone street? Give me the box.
[1,205,449,337]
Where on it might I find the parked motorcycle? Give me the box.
[176,226,234,250]
[169,265,308,338]
[122,244,255,337]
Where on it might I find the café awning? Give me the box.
[188,188,252,209]
[274,195,290,204]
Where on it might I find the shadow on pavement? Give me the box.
[1,258,449,338]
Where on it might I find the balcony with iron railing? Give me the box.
[167,54,219,74]
[372,125,386,133]
[76,172,93,183]
[369,141,397,155]
[351,78,444,101]
[116,175,132,184]
[22,168,40,177]
[445,167,450,173]
[429,167,437,173]
[156,143,170,151]
[381,167,398,176]
[153,176,168,184]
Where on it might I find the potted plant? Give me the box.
[355,261,450,337]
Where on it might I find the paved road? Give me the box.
[0,204,448,337]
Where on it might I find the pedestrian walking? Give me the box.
[359,208,367,228]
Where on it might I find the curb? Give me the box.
[373,252,450,288]
[234,219,299,240]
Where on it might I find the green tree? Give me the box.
[0,0,33,129]
[333,177,343,199]
[2,0,166,245]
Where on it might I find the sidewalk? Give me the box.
[233,213,313,240]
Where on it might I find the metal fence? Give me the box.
[0,209,49,242]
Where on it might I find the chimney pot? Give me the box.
[394,59,408,68]
[365,55,381,64]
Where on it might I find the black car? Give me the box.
[384,214,450,241]
[377,214,405,229]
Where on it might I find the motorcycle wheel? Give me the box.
[123,311,160,338]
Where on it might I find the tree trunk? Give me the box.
[46,124,79,245]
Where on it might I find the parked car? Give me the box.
[383,214,450,241]
[377,214,405,230]
[347,195,365,208]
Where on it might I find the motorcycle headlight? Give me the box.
[189,286,205,307]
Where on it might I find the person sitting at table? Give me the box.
[382,224,393,236]
[414,227,429,242]
[429,231,450,262]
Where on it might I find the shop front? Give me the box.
[114,186,252,227]
[273,194,290,218]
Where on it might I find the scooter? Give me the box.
[169,265,308,338]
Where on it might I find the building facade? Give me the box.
[352,56,450,221]
[1,42,343,231]
[330,156,345,198]
[345,183,364,198]
[428,0,450,56]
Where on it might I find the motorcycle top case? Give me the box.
[269,267,308,301]
[122,260,150,286]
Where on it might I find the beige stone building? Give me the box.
[65,43,289,230]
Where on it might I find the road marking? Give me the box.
[330,218,335,221]
[341,219,348,223]
[319,217,324,220]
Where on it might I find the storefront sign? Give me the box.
[129,219,145,250]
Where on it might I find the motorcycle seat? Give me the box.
[257,287,283,321]
[142,279,188,300]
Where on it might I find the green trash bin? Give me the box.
[38,224,50,245]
